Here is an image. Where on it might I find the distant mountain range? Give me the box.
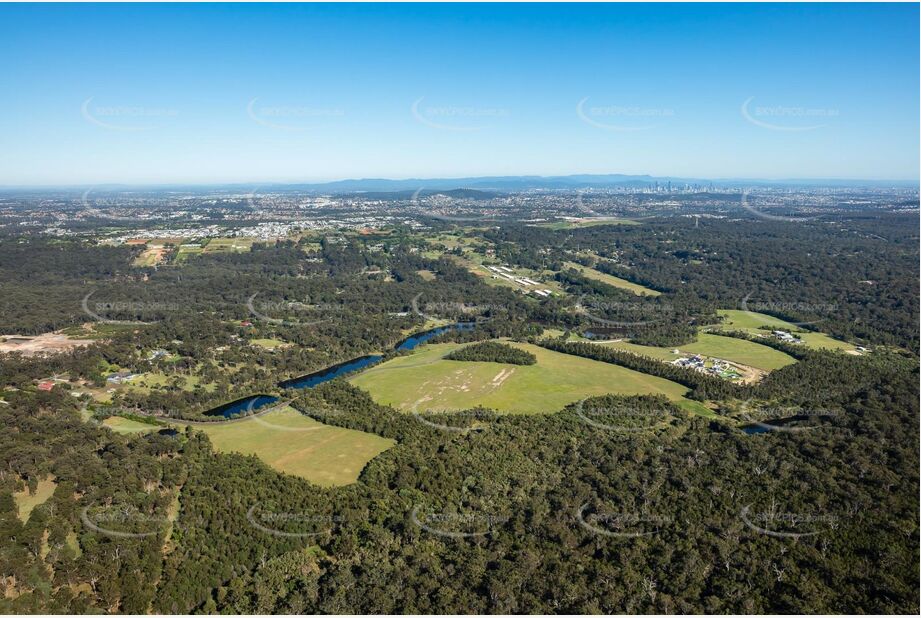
[258,174,918,193]
[2,174,916,193]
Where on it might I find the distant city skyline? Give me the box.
[0,3,918,185]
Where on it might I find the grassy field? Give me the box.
[598,340,679,360]
[681,334,796,370]
[351,341,693,415]
[300,242,324,252]
[796,332,857,351]
[563,262,661,296]
[13,476,57,522]
[674,399,717,418]
[132,245,169,267]
[477,264,566,295]
[125,372,211,394]
[102,416,162,434]
[428,251,566,296]
[539,329,589,342]
[202,237,256,253]
[535,218,640,230]
[423,233,566,296]
[250,337,289,349]
[715,310,856,351]
[180,406,395,487]
[174,244,204,263]
[601,333,796,371]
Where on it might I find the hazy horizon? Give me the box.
[2,171,919,191]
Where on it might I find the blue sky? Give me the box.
[0,3,917,185]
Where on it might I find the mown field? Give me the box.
[175,406,395,487]
[202,237,256,253]
[350,341,693,415]
[124,371,210,394]
[173,244,204,263]
[597,339,678,360]
[600,332,796,371]
[102,416,163,434]
[132,246,168,267]
[535,218,640,230]
[98,407,395,486]
[714,309,856,351]
[13,476,58,522]
[682,333,796,370]
[563,261,661,296]
[249,337,289,349]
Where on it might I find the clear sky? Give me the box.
[0,3,918,185]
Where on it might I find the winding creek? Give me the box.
[205,322,476,418]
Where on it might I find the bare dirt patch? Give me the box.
[0,333,94,357]
[134,245,169,267]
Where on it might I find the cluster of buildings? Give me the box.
[672,354,707,370]
[101,226,217,245]
[484,265,554,297]
[671,354,743,381]
[106,371,138,384]
[147,349,169,361]
[772,330,803,344]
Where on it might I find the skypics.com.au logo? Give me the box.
[247,97,345,132]
[576,502,671,539]
[572,400,667,433]
[410,504,508,539]
[81,97,179,132]
[411,97,509,132]
[577,97,675,132]
[741,97,838,132]
[81,291,177,325]
[576,295,673,328]
[246,293,347,327]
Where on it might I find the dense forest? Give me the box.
[1,364,917,613]
[0,213,917,613]
[445,341,537,365]
[486,213,920,349]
